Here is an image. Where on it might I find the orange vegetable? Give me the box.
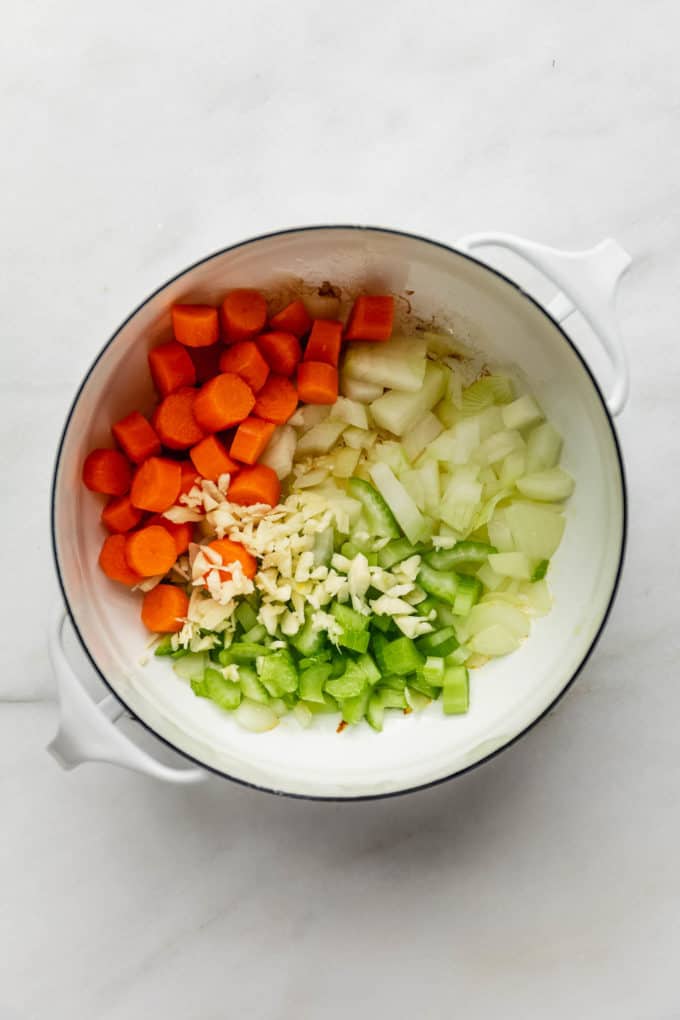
[219,341,270,392]
[83,449,131,496]
[344,295,394,342]
[193,372,255,432]
[112,411,161,464]
[227,464,280,507]
[189,342,224,383]
[297,361,338,405]
[130,457,181,512]
[179,460,201,494]
[204,538,257,582]
[221,289,267,344]
[171,304,219,348]
[101,494,144,534]
[153,388,205,450]
[141,584,189,633]
[148,514,194,555]
[253,375,298,424]
[98,534,142,586]
[304,319,343,366]
[256,331,302,377]
[270,299,312,338]
[190,434,240,481]
[148,341,196,396]
[230,417,276,465]
[125,524,177,577]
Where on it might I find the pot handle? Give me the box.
[47,605,206,784]
[456,232,632,416]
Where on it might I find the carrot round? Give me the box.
[193,373,255,432]
[190,434,240,481]
[189,342,224,383]
[101,494,144,534]
[269,299,312,338]
[148,341,196,396]
[148,514,194,555]
[125,524,177,577]
[230,417,275,466]
[141,584,189,633]
[297,361,338,405]
[253,375,298,424]
[228,464,280,507]
[112,411,161,464]
[304,319,343,366]
[171,304,219,348]
[219,341,269,392]
[221,289,267,344]
[99,534,142,586]
[256,331,302,376]
[204,538,257,582]
[83,449,131,496]
[154,388,205,450]
[344,295,395,342]
[179,460,201,494]
[130,457,181,513]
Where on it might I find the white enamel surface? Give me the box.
[53,228,625,797]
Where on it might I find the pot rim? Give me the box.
[50,224,628,801]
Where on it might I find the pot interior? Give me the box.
[53,227,625,798]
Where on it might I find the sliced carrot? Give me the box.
[253,375,298,424]
[221,289,267,344]
[189,342,224,383]
[256,331,302,376]
[204,538,257,582]
[228,464,280,507]
[179,460,201,494]
[112,411,161,464]
[219,341,269,392]
[304,319,343,366]
[148,341,196,396]
[171,304,219,348]
[125,524,177,577]
[297,361,338,405]
[153,388,205,450]
[130,457,181,512]
[141,584,189,633]
[193,372,255,432]
[269,299,312,338]
[230,418,276,465]
[83,449,131,496]
[190,434,240,481]
[101,494,144,534]
[99,534,142,586]
[344,295,395,342]
[148,514,194,555]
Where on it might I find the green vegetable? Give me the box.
[442,665,469,714]
[377,537,422,569]
[420,656,445,686]
[368,462,429,544]
[154,636,174,656]
[299,663,332,703]
[415,626,459,658]
[235,601,258,632]
[173,652,208,681]
[327,669,368,701]
[238,666,271,704]
[228,642,272,661]
[378,636,424,676]
[331,602,371,653]
[241,623,267,644]
[258,650,298,698]
[453,575,482,616]
[366,692,385,732]
[417,562,459,605]
[531,559,549,581]
[425,541,496,570]
[379,674,407,691]
[290,611,327,657]
[347,477,401,539]
[370,613,394,633]
[341,688,371,725]
[191,668,242,711]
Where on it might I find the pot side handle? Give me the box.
[47,605,206,784]
[456,232,632,416]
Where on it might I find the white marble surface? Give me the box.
[2,0,680,1016]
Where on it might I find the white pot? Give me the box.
[49,227,629,799]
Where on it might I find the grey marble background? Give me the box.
[2,1,679,1017]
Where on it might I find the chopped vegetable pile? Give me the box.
[82,287,574,733]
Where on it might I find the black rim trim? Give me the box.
[50,223,628,801]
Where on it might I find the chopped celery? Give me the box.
[241,623,267,644]
[406,686,432,711]
[170,647,190,660]
[408,672,441,699]
[446,645,471,665]
[425,541,496,570]
[516,468,575,502]
[341,541,361,559]
[416,595,439,618]
[173,653,208,681]
[234,699,279,732]
[331,602,371,653]
[293,703,313,728]
[289,611,327,657]
[417,563,459,605]
[341,687,371,725]
[326,666,368,700]
[298,651,332,668]
[379,674,408,691]
[191,668,241,711]
[299,663,333,703]
[420,656,446,686]
[258,650,298,697]
[239,667,271,704]
[378,687,408,710]
[378,537,422,569]
[531,559,549,581]
[313,528,335,566]
[453,575,482,616]
[371,613,395,634]
[235,601,259,633]
[228,642,272,661]
[501,394,543,431]
[154,636,174,656]
[366,692,385,732]
[329,656,348,678]
[416,626,459,658]
[379,636,424,676]
[442,666,469,714]
[368,462,429,544]
[347,477,401,539]
[305,692,340,714]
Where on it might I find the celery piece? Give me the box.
[408,672,441,699]
[378,687,408,710]
[154,636,174,656]
[326,668,368,701]
[258,650,298,698]
[241,623,267,644]
[416,627,459,658]
[368,462,429,545]
[313,528,335,567]
[416,595,439,618]
[379,636,424,676]
[235,601,259,633]
[329,656,348,678]
[173,653,208,680]
[170,647,190,660]
[305,692,340,715]
[370,614,394,634]
[355,652,381,686]
[347,477,401,539]
[366,692,385,732]
[341,688,371,725]
[239,667,271,705]
[379,674,408,692]
[229,642,272,661]
[331,602,371,653]
[420,656,446,686]
[406,686,432,711]
[426,541,496,571]
[378,537,423,569]
[453,576,482,616]
[341,541,361,559]
[371,631,389,674]
[196,668,241,711]
[299,663,333,703]
[442,665,469,715]
[290,611,327,657]
[531,559,549,581]
[417,562,459,605]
